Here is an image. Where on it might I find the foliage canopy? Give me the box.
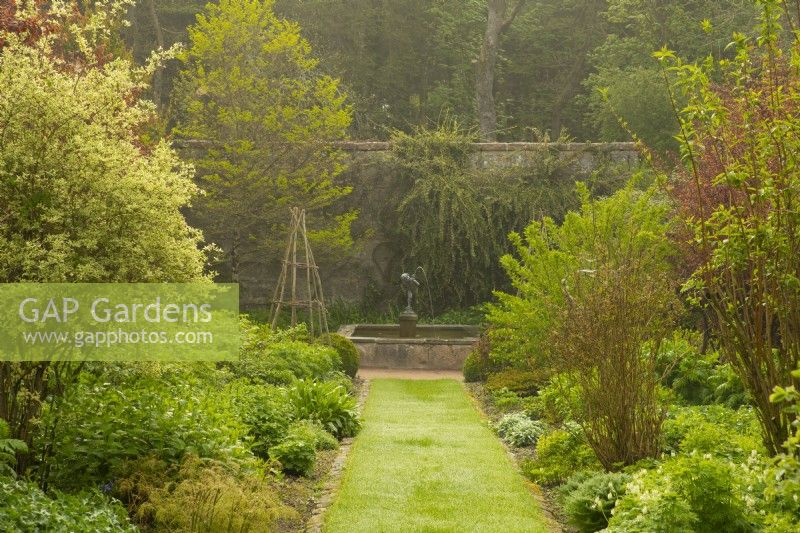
[173,0,355,283]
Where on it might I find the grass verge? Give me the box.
[322,379,549,532]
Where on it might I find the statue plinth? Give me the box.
[399,308,418,338]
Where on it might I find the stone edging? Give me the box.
[305,379,371,533]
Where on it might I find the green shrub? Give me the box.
[318,333,360,378]
[560,470,630,533]
[229,320,341,385]
[463,351,487,383]
[323,370,356,394]
[655,332,748,408]
[762,369,800,530]
[286,419,338,451]
[495,413,549,448]
[234,382,294,459]
[42,374,251,491]
[524,426,601,485]
[463,334,492,382]
[486,368,541,397]
[0,419,26,477]
[492,179,676,469]
[286,380,361,438]
[527,373,578,425]
[147,454,297,530]
[708,363,750,408]
[0,477,136,532]
[765,466,800,530]
[269,433,317,476]
[608,455,752,533]
[661,405,764,461]
[605,486,698,532]
[488,388,526,413]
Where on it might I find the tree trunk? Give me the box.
[146,0,165,108]
[549,54,586,135]
[476,0,525,141]
[230,226,240,283]
[548,0,603,136]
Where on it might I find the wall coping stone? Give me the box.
[336,141,637,152]
[174,139,638,153]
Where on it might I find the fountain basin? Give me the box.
[338,324,480,370]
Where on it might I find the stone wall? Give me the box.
[177,141,638,309]
[308,141,639,311]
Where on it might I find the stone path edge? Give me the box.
[305,379,371,533]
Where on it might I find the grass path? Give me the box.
[322,379,550,532]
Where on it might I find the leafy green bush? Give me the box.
[608,455,752,533]
[490,179,676,469]
[664,0,800,455]
[0,477,136,532]
[322,370,357,395]
[661,405,764,461]
[318,333,360,378]
[233,382,294,460]
[560,470,630,533]
[495,413,549,448]
[486,368,542,397]
[524,426,601,485]
[762,368,800,530]
[605,486,698,532]
[230,320,341,385]
[463,334,492,382]
[488,388,528,413]
[42,374,251,491]
[655,332,748,408]
[527,373,578,425]
[286,419,339,451]
[0,419,26,477]
[463,351,487,383]
[286,380,361,439]
[269,433,317,476]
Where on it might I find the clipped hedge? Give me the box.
[318,333,360,378]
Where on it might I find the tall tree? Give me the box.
[145,0,165,106]
[173,0,354,292]
[0,0,207,465]
[669,0,800,454]
[475,0,525,141]
[275,0,485,138]
[585,0,757,152]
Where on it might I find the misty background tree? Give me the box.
[172,0,355,286]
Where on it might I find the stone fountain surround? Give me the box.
[338,324,480,371]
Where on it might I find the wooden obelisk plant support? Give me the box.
[269,207,329,336]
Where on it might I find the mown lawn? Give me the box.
[323,379,549,532]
